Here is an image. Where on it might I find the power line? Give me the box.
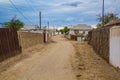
[24,0,39,26]
[24,0,37,14]
[9,0,34,24]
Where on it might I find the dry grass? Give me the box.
[71,41,120,80]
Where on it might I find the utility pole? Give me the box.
[102,0,104,26]
[53,25,55,36]
[39,11,41,30]
[48,21,49,31]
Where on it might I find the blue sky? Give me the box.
[0,0,120,27]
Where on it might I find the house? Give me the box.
[21,25,40,31]
[68,24,93,41]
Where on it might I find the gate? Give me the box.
[43,30,48,43]
[110,26,120,68]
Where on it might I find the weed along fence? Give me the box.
[0,28,21,62]
[88,20,120,68]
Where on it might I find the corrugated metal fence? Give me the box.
[0,28,21,62]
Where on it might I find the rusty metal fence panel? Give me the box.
[0,28,21,62]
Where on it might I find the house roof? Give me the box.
[70,24,93,30]
[104,20,120,27]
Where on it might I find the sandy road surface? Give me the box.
[0,35,76,80]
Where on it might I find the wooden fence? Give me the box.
[88,27,110,62]
[88,20,120,63]
[0,28,21,62]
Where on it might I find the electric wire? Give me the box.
[9,0,34,24]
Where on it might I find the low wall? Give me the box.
[18,31,44,50]
[88,27,110,62]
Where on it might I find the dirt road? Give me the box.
[0,35,76,80]
[1,35,120,80]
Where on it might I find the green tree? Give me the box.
[97,13,119,28]
[96,23,102,28]
[63,26,69,33]
[3,19,24,31]
[60,26,70,34]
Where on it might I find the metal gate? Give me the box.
[110,26,120,68]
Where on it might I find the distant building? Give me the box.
[68,24,93,41]
[21,25,40,31]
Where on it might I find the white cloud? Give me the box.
[66,17,75,21]
[0,0,119,26]
[0,0,9,4]
[91,24,97,28]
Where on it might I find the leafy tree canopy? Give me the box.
[63,26,70,33]
[60,26,70,34]
[3,19,24,31]
[96,13,119,28]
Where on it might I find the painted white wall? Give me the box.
[110,26,120,68]
[85,31,88,35]
[69,30,75,35]
[69,30,89,35]
[77,37,82,41]
[79,31,83,34]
